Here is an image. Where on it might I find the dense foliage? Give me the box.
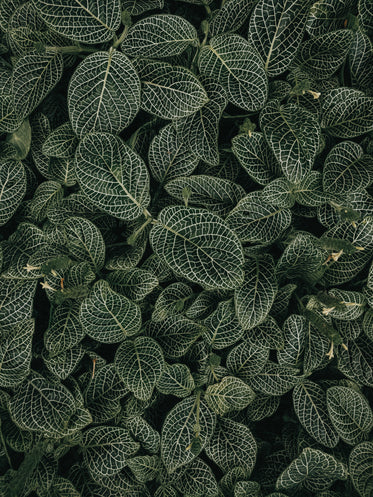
[0,0,372,496]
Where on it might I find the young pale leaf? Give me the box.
[75,132,150,221]
[292,30,353,80]
[135,59,208,120]
[150,206,245,290]
[349,441,373,497]
[321,88,373,138]
[115,336,164,400]
[33,0,121,44]
[247,362,301,395]
[293,380,339,448]
[248,0,313,76]
[121,15,199,58]
[12,52,63,119]
[0,159,26,226]
[198,33,268,111]
[210,0,257,37]
[205,376,255,415]
[79,280,142,344]
[235,255,278,330]
[64,217,105,271]
[260,101,321,183]
[156,363,195,398]
[148,124,199,184]
[326,386,373,446]
[68,50,141,138]
[161,396,216,473]
[276,448,348,492]
[82,426,139,479]
[323,141,373,194]
[227,192,292,243]
[8,373,76,437]
[231,132,279,186]
[227,341,269,380]
[0,319,34,387]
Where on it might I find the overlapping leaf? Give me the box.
[0,159,26,226]
[205,376,255,415]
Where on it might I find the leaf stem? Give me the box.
[45,45,98,54]
[127,216,153,245]
[112,25,129,49]
[222,112,258,119]
[0,419,13,469]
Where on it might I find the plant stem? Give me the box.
[127,216,153,245]
[45,45,98,54]
[112,25,129,49]
[222,112,258,119]
[0,420,13,469]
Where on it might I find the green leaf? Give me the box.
[349,31,373,91]
[323,141,373,194]
[203,299,245,350]
[247,362,301,395]
[246,316,285,350]
[165,175,245,217]
[349,441,373,497]
[148,124,199,184]
[306,0,354,36]
[42,122,78,159]
[82,426,139,479]
[0,319,34,387]
[5,119,32,160]
[161,396,216,473]
[0,69,23,134]
[321,88,373,138]
[43,344,84,380]
[79,280,142,344]
[246,392,281,421]
[326,386,373,446]
[293,380,339,448]
[260,100,321,183]
[231,132,280,186]
[33,0,121,44]
[75,132,150,220]
[277,314,306,368]
[29,180,63,222]
[205,376,255,415]
[173,458,218,497]
[135,59,208,120]
[227,340,269,380]
[122,0,164,16]
[12,52,63,119]
[115,336,164,400]
[227,192,292,243]
[248,0,313,76]
[0,159,26,226]
[157,363,195,398]
[198,33,268,111]
[150,206,245,290]
[125,416,160,454]
[64,216,105,271]
[276,448,348,492]
[210,0,257,37]
[122,14,199,58]
[152,282,194,322]
[68,50,141,138]
[145,315,204,358]
[262,178,295,209]
[107,268,158,302]
[8,372,76,436]
[235,255,278,330]
[292,30,353,79]
[0,279,37,326]
[127,455,160,483]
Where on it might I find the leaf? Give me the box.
[150,206,245,290]
[165,175,245,217]
[33,0,121,44]
[173,458,219,497]
[12,52,63,119]
[321,88,373,138]
[246,316,285,350]
[0,159,26,226]
[152,282,194,322]
[349,441,373,497]
[115,336,164,400]
[75,132,150,220]
[248,0,313,76]
[247,362,301,395]
[306,0,354,36]
[161,396,216,473]
[42,122,78,159]
[349,32,373,91]
[277,448,347,492]
[246,392,281,421]
[0,69,23,134]
[8,372,76,437]
[125,416,160,454]
[0,319,34,387]
[326,386,373,446]
[293,380,339,448]
[338,336,373,387]
[107,268,158,302]
[205,376,255,415]
[43,344,84,380]
[135,59,208,120]
[260,100,321,183]
[323,141,373,194]
[231,132,280,186]
[64,216,105,271]
[235,255,278,330]
[157,363,195,398]
[122,14,198,58]
[68,50,141,138]
[326,289,366,321]
[82,426,139,479]
[148,124,199,184]
[203,299,245,350]
[227,192,292,243]
[210,0,257,37]
[277,314,306,368]
[122,0,164,16]
[5,119,32,160]
[79,280,142,344]
[198,33,268,111]
[145,315,204,358]
[292,30,353,79]
[0,279,37,326]
[127,455,160,483]
[227,341,269,380]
